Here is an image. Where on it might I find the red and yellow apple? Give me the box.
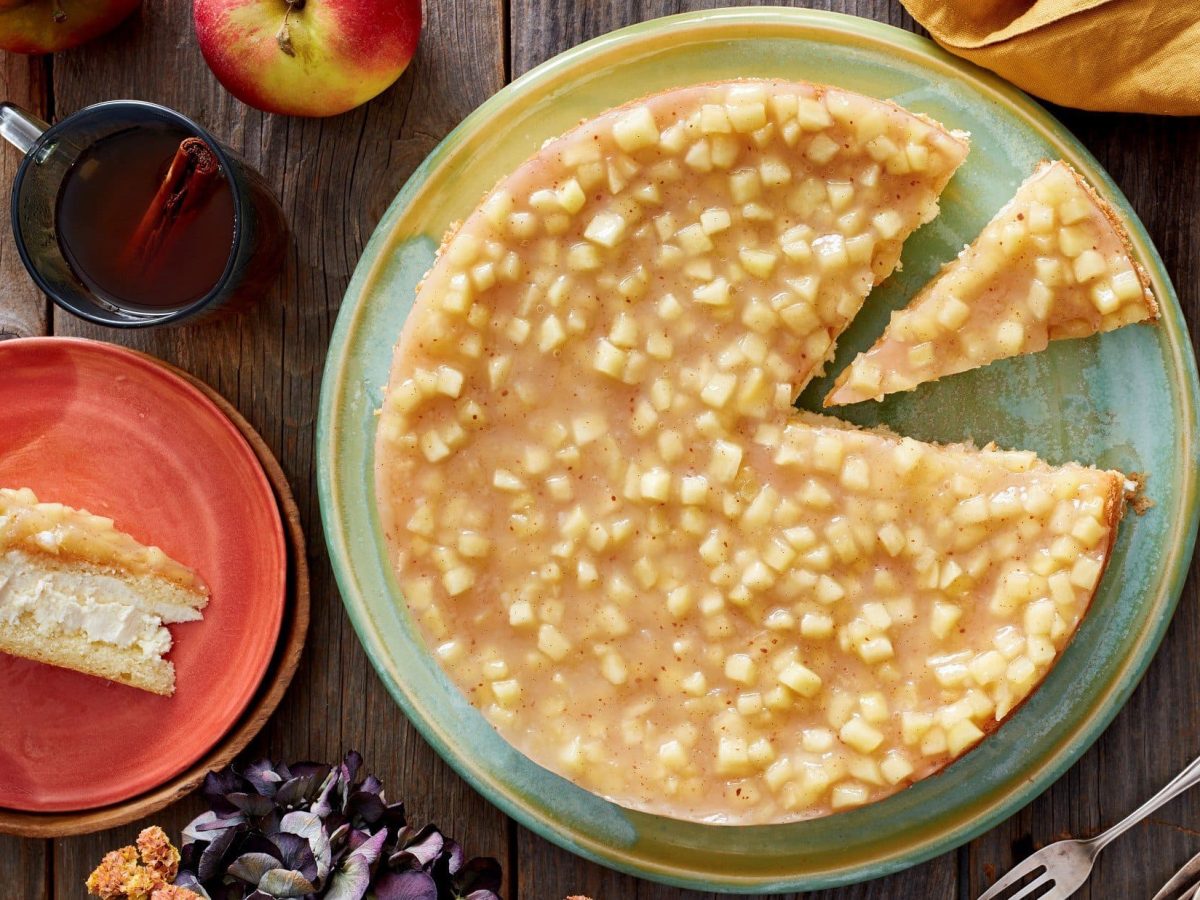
[0,0,140,53]
[193,0,421,118]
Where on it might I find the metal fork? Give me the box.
[978,752,1200,900]
[1152,848,1200,900]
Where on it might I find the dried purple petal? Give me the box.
[200,770,245,814]
[312,769,341,820]
[399,825,445,869]
[430,849,455,893]
[323,862,371,900]
[325,821,353,867]
[389,850,418,871]
[241,759,284,797]
[196,825,241,882]
[181,811,232,843]
[441,838,464,876]
[272,832,319,883]
[324,828,387,900]
[275,773,324,809]
[257,809,284,842]
[342,751,363,783]
[372,869,439,900]
[171,872,211,899]
[280,810,332,880]
[178,844,205,879]
[226,792,276,817]
[279,810,323,843]
[226,852,282,884]
[257,867,317,896]
[178,750,503,899]
[348,828,388,867]
[346,790,387,827]
[453,858,504,896]
[237,832,284,860]
[383,801,408,833]
[287,761,330,781]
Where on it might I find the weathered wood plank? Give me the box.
[45,0,512,896]
[0,835,47,900]
[510,0,922,78]
[0,53,48,339]
[0,46,51,900]
[515,822,957,899]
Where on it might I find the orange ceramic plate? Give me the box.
[0,337,287,812]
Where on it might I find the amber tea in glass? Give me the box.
[1,100,286,327]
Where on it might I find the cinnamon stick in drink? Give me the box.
[119,137,222,276]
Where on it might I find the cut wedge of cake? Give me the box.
[0,487,209,695]
[825,160,1158,406]
[373,80,1129,823]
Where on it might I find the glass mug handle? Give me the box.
[0,102,48,154]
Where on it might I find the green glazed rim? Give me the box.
[318,8,1200,891]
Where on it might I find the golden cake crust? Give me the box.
[0,488,210,598]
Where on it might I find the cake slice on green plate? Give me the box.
[825,160,1158,406]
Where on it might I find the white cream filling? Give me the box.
[0,551,172,658]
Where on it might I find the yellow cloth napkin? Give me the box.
[899,0,1200,115]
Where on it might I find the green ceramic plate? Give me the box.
[318,8,1200,891]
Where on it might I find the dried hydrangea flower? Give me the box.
[85,825,198,900]
[149,886,202,900]
[136,826,181,885]
[86,846,141,900]
[177,750,503,899]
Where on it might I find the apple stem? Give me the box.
[51,0,66,24]
[276,0,306,58]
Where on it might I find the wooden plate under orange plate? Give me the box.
[0,337,287,812]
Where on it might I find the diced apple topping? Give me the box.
[827,160,1157,407]
[376,80,1122,826]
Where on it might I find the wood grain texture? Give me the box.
[514,824,957,900]
[0,54,48,339]
[2,1,1199,898]
[0,833,47,900]
[0,46,50,900]
[509,0,922,77]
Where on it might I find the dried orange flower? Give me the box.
[135,826,181,884]
[86,847,140,900]
[85,826,198,900]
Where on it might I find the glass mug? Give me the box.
[0,100,287,327]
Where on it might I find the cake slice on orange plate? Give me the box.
[825,160,1158,406]
[0,487,208,696]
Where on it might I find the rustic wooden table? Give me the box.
[1,2,1197,897]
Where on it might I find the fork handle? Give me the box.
[1091,752,1200,852]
